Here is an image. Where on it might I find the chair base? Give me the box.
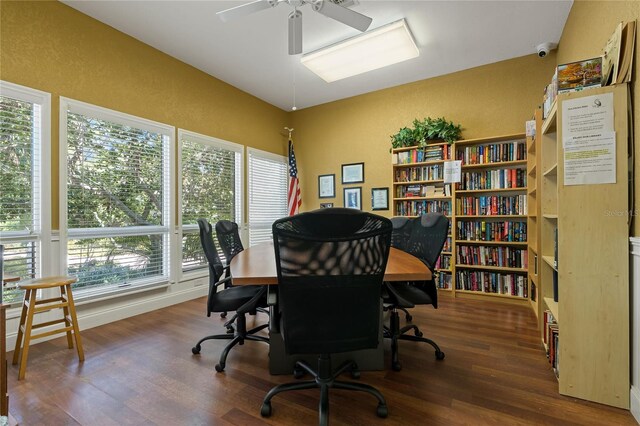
[191,313,268,372]
[383,309,444,371]
[261,354,387,425]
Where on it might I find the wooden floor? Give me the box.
[6,295,636,425]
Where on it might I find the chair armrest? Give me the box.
[236,286,268,315]
[213,276,232,289]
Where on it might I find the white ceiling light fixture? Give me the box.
[301,19,419,83]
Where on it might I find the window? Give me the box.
[178,130,242,275]
[60,98,174,297]
[247,148,288,246]
[0,81,51,305]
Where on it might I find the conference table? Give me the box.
[229,242,431,374]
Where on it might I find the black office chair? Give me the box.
[215,219,269,322]
[383,212,448,371]
[261,209,392,425]
[191,219,269,372]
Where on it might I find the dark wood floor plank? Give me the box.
[6,296,636,425]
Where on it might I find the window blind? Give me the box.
[248,148,288,246]
[179,132,242,273]
[0,86,47,305]
[64,100,172,295]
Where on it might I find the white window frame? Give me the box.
[247,147,288,246]
[177,129,243,281]
[0,81,52,300]
[59,97,176,300]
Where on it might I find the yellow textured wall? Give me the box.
[0,0,289,229]
[556,0,639,235]
[291,54,556,215]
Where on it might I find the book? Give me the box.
[616,20,636,84]
[602,21,623,85]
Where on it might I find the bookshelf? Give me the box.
[537,84,629,409]
[391,143,453,290]
[527,109,542,317]
[391,134,530,303]
[454,134,529,302]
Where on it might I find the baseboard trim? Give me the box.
[6,284,207,350]
[632,386,640,424]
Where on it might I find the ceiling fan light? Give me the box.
[301,19,419,83]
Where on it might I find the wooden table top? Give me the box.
[230,243,431,285]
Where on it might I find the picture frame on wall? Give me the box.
[343,187,362,210]
[341,162,364,184]
[320,202,334,208]
[318,174,335,198]
[371,187,389,211]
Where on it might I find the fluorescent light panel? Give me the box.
[301,19,419,83]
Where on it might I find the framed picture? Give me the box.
[371,187,389,211]
[320,202,334,208]
[318,174,335,198]
[343,187,362,210]
[341,162,364,184]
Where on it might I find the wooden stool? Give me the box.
[12,276,84,380]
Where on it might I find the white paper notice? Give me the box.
[562,92,614,147]
[563,132,616,185]
[561,92,615,185]
[443,160,462,184]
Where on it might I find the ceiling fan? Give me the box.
[216,0,373,55]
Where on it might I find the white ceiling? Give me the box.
[62,0,573,111]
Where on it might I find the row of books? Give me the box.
[456,141,527,165]
[396,184,451,198]
[442,236,452,252]
[394,164,445,182]
[435,272,451,290]
[395,200,452,217]
[456,168,527,191]
[455,270,528,297]
[456,220,527,242]
[435,254,451,270]
[456,195,527,216]
[456,245,528,269]
[543,310,559,378]
[392,145,452,164]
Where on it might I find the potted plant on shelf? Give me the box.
[390,117,462,151]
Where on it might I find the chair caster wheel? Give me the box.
[415,330,423,337]
[376,403,388,418]
[215,363,225,372]
[405,314,412,322]
[192,346,201,355]
[220,312,227,319]
[392,361,402,371]
[435,351,445,360]
[293,367,305,379]
[226,326,235,334]
[350,369,360,379]
[260,402,272,417]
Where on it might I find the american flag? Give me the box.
[288,140,301,216]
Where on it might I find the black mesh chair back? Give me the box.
[406,213,449,271]
[197,219,226,315]
[390,217,412,251]
[215,220,244,264]
[272,208,392,355]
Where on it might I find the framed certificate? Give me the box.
[371,187,389,211]
[318,174,335,198]
[341,162,364,184]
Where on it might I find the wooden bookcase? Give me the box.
[391,134,530,304]
[391,143,453,290]
[537,84,629,408]
[453,134,529,303]
[527,109,543,317]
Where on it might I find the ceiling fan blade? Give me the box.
[288,10,303,55]
[216,0,276,23]
[311,0,372,32]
